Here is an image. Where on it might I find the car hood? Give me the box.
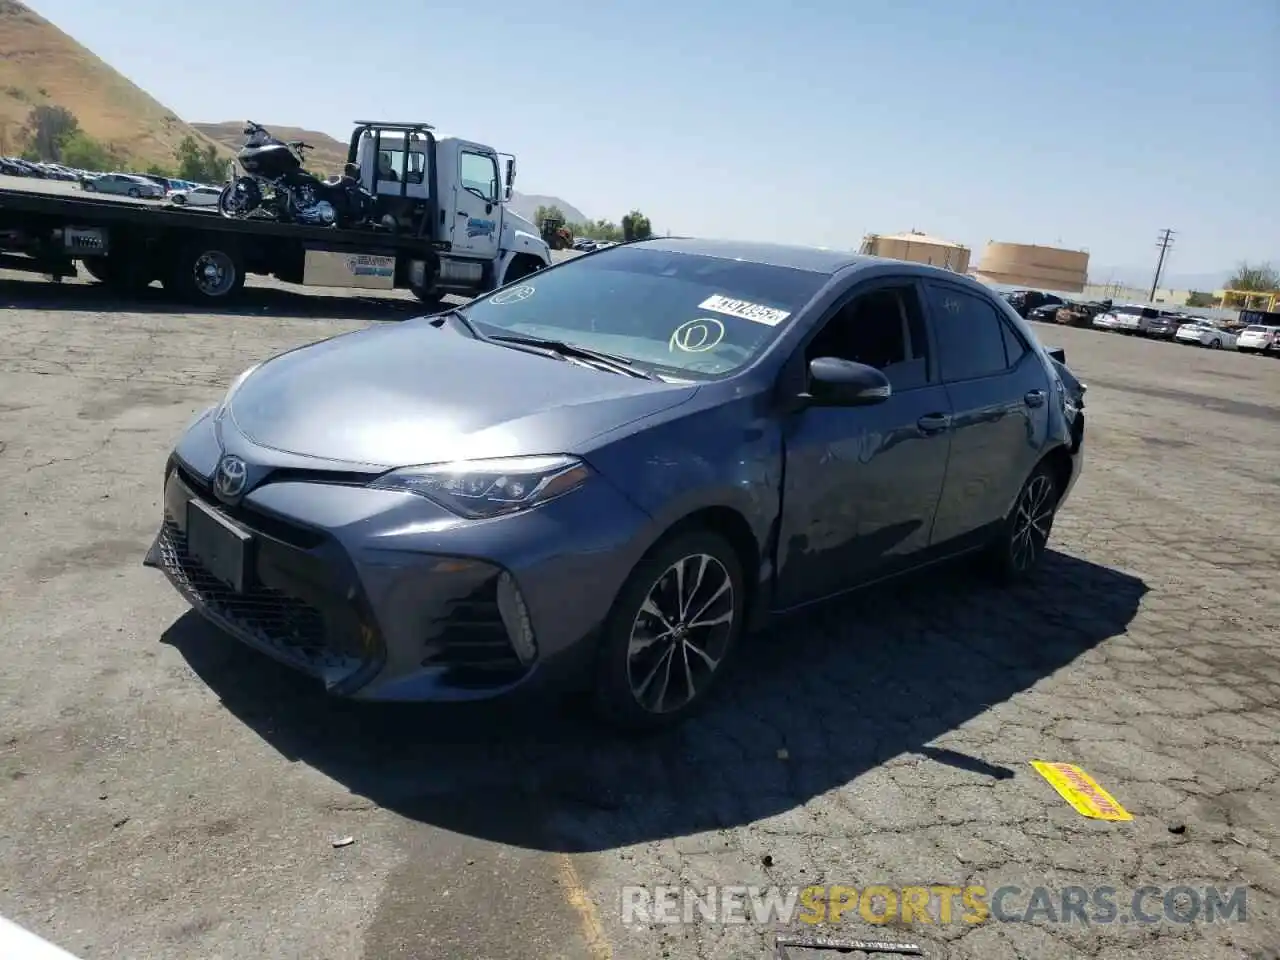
[227,321,698,467]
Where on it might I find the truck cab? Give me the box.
[348,121,550,303]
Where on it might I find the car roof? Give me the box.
[632,237,872,274]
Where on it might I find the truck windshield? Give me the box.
[463,247,828,380]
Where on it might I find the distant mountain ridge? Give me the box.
[0,0,228,165]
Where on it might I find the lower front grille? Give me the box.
[157,518,360,674]
[421,575,525,681]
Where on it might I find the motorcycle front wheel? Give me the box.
[218,177,263,219]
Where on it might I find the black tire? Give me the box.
[84,255,153,293]
[986,462,1060,583]
[409,283,449,312]
[171,194,185,205]
[127,187,140,198]
[1208,339,1222,349]
[164,243,245,303]
[81,258,109,283]
[592,529,746,732]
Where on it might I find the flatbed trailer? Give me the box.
[0,177,450,302]
[0,121,552,305]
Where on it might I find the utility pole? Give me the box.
[1150,229,1175,301]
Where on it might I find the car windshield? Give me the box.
[461,246,829,380]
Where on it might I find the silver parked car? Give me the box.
[82,173,164,199]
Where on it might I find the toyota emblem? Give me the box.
[214,454,248,500]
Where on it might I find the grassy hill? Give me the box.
[0,0,228,166]
[193,121,350,176]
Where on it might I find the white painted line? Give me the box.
[0,915,85,960]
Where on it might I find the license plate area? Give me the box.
[186,498,253,592]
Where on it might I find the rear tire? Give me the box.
[985,463,1060,583]
[127,187,140,198]
[409,283,448,312]
[164,242,245,303]
[84,255,153,293]
[592,529,746,732]
[1208,339,1222,349]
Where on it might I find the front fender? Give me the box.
[496,227,551,287]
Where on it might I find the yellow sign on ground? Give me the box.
[1030,761,1132,821]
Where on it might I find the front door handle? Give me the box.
[917,413,951,434]
[1024,389,1046,408]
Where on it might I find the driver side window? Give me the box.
[460,151,498,202]
[805,283,931,391]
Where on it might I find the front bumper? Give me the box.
[145,448,654,702]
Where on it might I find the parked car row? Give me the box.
[571,238,618,252]
[0,156,85,181]
[1003,288,1277,356]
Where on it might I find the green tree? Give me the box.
[58,131,118,171]
[621,209,652,241]
[533,203,565,225]
[1226,261,1279,292]
[1186,291,1219,308]
[22,104,79,161]
[145,162,175,177]
[175,135,226,184]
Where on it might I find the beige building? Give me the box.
[860,231,971,273]
[972,242,1090,294]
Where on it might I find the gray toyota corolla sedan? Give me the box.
[145,238,1085,729]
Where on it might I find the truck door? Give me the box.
[449,146,502,260]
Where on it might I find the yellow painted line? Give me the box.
[1031,761,1133,821]
[554,853,613,960]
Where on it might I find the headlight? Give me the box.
[369,454,591,518]
[214,363,260,419]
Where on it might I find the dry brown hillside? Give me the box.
[0,0,228,165]
[193,122,350,175]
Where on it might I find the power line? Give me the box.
[1149,229,1176,301]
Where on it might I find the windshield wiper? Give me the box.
[488,335,656,379]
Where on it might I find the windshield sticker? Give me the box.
[669,318,725,353]
[698,294,790,327]
[490,284,535,305]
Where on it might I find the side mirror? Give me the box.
[805,357,891,406]
[1045,346,1066,364]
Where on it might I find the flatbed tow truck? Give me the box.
[0,121,552,305]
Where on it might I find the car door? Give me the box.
[450,145,502,260]
[922,281,1049,550]
[774,278,953,609]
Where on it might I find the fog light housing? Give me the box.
[496,571,538,666]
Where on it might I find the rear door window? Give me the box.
[923,284,1012,382]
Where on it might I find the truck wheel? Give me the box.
[84,256,153,293]
[166,244,245,303]
[409,283,448,312]
[81,258,109,283]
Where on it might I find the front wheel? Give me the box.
[1208,339,1222,349]
[218,178,261,219]
[171,194,185,205]
[592,530,746,732]
[986,463,1060,583]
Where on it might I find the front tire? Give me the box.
[592,530,745,732]
[1208,339,1222,349]
[987,463,1060,583]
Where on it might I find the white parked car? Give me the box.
[1174,321,1237,349]
[1236,324,1280,355]
[1093,303,1170,334]
[167,185,221,207]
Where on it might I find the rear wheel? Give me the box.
[409,283,448,312]
[127,187,140,198]
[83,255,153,293]
[164,243,245,303]
[1208,338,1222,349]
[592,530,746,732]
[986,463,1060,583]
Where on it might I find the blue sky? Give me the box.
[26,0,1280,283]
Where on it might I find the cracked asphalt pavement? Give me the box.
[0,271,1276,960]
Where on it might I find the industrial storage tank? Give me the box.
[860,231,971,273]
[973,242,1090,293]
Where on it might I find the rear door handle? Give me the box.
[1024,389,1046,408]
[917,413,951,434]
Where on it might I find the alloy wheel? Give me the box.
[1010,473,1056,572]
[626,553,735,714]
